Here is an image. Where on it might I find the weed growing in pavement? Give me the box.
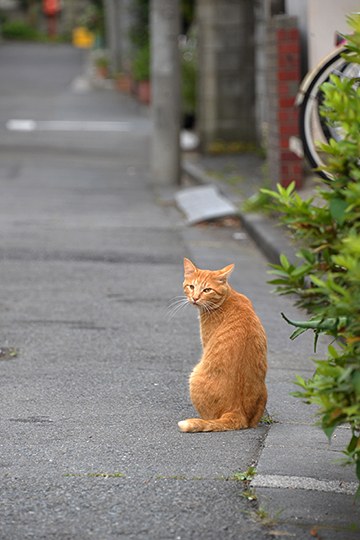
[260,414,277,425]
[241,489,258,502]
[155,475,187,480]
[252,506,280,528]
[231,466,258,502]
[230,467,287,531]
[0,347,19,360]
[65,472,125,478]
[231,466,257,483]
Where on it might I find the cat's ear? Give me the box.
[184,258,197,277]
[217,264,234,283]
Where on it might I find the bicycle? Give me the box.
[296,41,360,180]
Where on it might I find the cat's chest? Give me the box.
[199,319,224,349]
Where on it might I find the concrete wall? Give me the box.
[286,0,359,70]
[197,0,257,152]
[104,0,136,74]
[117,0,134,72]
[254,0,285,147]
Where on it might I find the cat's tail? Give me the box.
[178,411,251,433]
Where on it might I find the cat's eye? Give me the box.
[188,285,195,290]
[203,288,212,293]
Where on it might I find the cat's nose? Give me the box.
[193,297,199,303]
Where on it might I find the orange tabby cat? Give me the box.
[178,258,267,433]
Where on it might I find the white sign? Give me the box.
[0,0,19,9]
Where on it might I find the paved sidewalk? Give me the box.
[0,43,358,539]
[0,44,267,540]
[181,153,360,538]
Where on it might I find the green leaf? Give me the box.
[310,276,326,288]
[297,249,315,264]
[292,264,311,278]
[348,436,359,455]
[279,254,290,270]
[294,374,306,388]
[352,371,360,395]
[286,181,296,196]
[357,460,360,484]
[330,197,348,225]
[323,425,337,441]
[289,327,308,340]
[327,345,339,359]
[268,268,291,277]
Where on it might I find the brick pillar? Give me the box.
[266,15,303,188]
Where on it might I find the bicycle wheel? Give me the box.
[299,50,358,180]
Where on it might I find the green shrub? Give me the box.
[2,20,40,41]
[257,14,360,491]
[95,54,109,69]
[132,43,150,82]
[129,0,149,50]
[181,34,197,120]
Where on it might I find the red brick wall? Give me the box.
[266,16,302,188]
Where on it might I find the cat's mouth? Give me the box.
[192,300,208,310]
[190,298,203,308]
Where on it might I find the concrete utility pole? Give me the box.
[151,0,181,186]
[104,0,120,73]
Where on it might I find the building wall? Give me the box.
[286,0,359,70]
[254,0,285,147]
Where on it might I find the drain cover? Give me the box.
[175,185,237,224]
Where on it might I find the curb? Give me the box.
[181,159,296,265]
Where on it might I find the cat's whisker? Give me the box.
[161,296,187,319]
[168,300,187,309]
[167,299,188,311]
[167,295,187,307]
[168,299,188,311]
[168,304,189,319]
[167,296,187,308]
[201,302,225,323]
[166,297,190,319]
[201,300,222,315]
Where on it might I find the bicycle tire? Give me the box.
[299,50,347,180]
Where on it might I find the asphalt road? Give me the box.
[0,43,275,539]
[2,43,358,540]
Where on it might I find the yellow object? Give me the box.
[72,27,94,48]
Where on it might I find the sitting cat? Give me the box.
[178,258,267,433]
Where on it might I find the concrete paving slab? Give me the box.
[255,424,357,483]
[175,185,237,224]
[182,141,360,538]
[254,487,360,539]
[0,478,268,540]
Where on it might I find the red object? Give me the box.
[266,19,303,188]
[137,80,151,104]
[43,0,60,16]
